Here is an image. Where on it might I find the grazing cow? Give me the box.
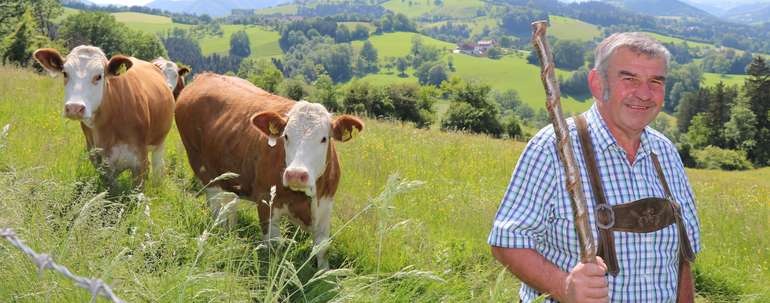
[33,46,175,185]
[151,57,190,100]
[175,73,363,269]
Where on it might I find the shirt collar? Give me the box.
[584,103,653,159]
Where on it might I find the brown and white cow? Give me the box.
[151,57,190,100]
[175,73,363,269]
[33,46,175,185]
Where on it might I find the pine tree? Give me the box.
[744,56,770,165]
[2,9,38,67]
[705,82,736,148]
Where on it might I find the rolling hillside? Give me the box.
[381,0,485,19]
[352,32,591,114]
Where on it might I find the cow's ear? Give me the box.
[106,55,133,77]
[178,66,191,77]
[332,115,364,142]
[252,111,287,146]
[33,48,64,75]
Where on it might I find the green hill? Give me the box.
[111,11,191,33]
[198,25,281,58]
[381,0,485,19]
[0,66,768,302]
[353,32,590,114]
[549,15,601,42]
[703,73,748,88]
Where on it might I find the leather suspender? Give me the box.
[574,114,695,277]
[575,114,619,275]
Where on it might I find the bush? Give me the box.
[441,79,503,137]
[386,83,435,128]
[442,102,502,137]
[342,80,393,117]
[692,146,753,171]
[503,115,523,140]
[278,77,309,101]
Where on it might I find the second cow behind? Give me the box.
[175,73,363,269]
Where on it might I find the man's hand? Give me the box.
[563,256,610,303]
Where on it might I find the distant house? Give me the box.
[475,39,496,55]
[453,39,498,56]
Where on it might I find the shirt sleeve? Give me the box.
[488,140,557,249]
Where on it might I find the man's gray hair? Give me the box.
[593,32,671,101]
[594,32,670,78]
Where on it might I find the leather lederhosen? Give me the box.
[574,114,695,278]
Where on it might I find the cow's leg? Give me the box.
[312,196,334,270]
[131,146,149,189]
[150,142,166,178]
[206,186,238,228]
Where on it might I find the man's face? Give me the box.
[590,47,667,138]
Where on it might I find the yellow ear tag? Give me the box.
[117,63,127,75]
[342,128,352,141]
[267,122,279,147]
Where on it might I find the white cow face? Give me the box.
[33,46,132,123]
[252,101,364,196]
[153,58,179,90]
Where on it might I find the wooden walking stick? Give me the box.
[531,20,596,263]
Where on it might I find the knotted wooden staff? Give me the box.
[531,20,596,263]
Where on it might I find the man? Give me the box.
[488,32,701,302]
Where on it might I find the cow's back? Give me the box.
[97,58,175,147]
[176,73,294,195]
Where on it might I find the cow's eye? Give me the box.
[94,74,102,81]
[321,137,327,143]
[284,134,288,141]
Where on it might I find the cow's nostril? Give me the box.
[65,103,85,117]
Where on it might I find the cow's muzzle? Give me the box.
[64,102,86,120]
[284,168,310,191]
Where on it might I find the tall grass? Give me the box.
[0,66,768,301]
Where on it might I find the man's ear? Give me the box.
[178,66,191,77]
[332,115,364,142]
[588,69,605,101]
[33,48,64,75]
[106,55,133,77]
[251,111,287,138]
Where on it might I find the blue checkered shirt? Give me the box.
[488,104,701,302]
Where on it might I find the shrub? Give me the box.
[692,146,753,171]
[503,115,523,140]
[386,83,435,128]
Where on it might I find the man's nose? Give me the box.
[634,83,653,101]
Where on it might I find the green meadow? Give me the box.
[644,32,714,49]
[381,0,485,19]
[255,4,299,15]
[111,11,191,34]
[198,24,282,58]
[1,60,768,302]
[703,72,748,88]
[352,32,590,113]
[549,15,601,42]
[352,32,456,58]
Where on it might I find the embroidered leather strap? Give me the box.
[574,114,695,278]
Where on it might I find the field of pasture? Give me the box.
[0,61,768,302]
[353,31,591,114]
